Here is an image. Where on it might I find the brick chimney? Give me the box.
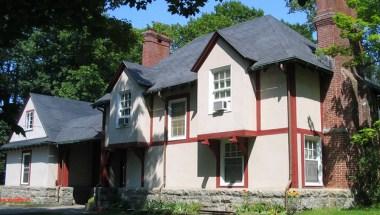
[142,30,171,67]
[315,0,366,189]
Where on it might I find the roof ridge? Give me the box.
[217,15,270,33]
[30,93,93,105]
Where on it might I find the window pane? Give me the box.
[225,157,243,183]
[214,82,219,89]
[226,79,230,87]
[170,100,186,138]
[226,90,231,97]
[214,73,219,80]
[306,160,319,182]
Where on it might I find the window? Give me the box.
[304,136,323,186]
[118,91,131,127]
[25,111,34,131]
[168,98,187,140]
[21,152,31,185]
[211,66,231,112]
[221,141,244,186]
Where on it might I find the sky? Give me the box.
[107,0,307,29]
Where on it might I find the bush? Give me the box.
[351,120,380,206]
[235,202,286,215]
[140,200,201,215]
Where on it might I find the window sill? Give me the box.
[208,110,232,116]
[168,136,186,141]
[304,182,323,187]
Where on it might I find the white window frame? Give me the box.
[116,90,132,128]
[168,98,187,141]
[220,140,244,187]
[209,65,231,114]
[304,136,323,187]
[21,152,31,185]
[25,110,34,131]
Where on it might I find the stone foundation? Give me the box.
[95,188,354,211]
[0,186,75,205]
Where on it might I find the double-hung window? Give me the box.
[168,98,187,140]
[25,111,34,131]
[21,152,31,185]
[304,136,323,186]
[221,141,244,186]
[211,66,231,112]
[118,90,132,127]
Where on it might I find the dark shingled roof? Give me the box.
[92,93,111,107]
[1,93,102,150]
[112,15,332,94]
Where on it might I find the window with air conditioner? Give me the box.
[117,90,131,128]
[304,136,323,186]
[210,66,231,113]
[220,140,244,186]
[168,98,187,140]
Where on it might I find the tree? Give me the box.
[285,0,316,34]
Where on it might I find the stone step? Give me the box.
[199,209,235,215]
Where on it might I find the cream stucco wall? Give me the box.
[152,86,198,142]
[144,145,164,189]
[126,150,142,188]
[10,98,47,142]
[197,39,255,134]
[165,142,216,189]
[260,66,288,130]
[5,146,58,187]
[108,72,150,144]
[295,65,322,132]
[249,134,289,189]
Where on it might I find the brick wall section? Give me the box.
[142,30,171,67]
[315,0,374,188]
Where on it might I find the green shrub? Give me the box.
[351,120,380,206]
[141,200,201,215]
[86,196,96,211]
[235,202,286,215]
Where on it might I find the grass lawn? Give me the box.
[299,207,380,215]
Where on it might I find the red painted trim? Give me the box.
[297,128,323,136]
[255,71,261,131]
[57,148,69,187]
[287,63,298,188]
[198,130,256,141]
[301,134,305,188]
[256,128,288,136]
[191,33,219,73]
[20,150,32,185]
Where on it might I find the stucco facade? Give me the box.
[5,146,57,187]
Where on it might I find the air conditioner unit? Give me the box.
[213,101,227,112]
[118,117,129,127]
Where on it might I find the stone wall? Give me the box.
[0,186,75,205]
[95,188,354,211]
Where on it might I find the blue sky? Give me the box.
[107,0,307,29]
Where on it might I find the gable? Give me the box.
[9,98,47,143]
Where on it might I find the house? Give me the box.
[0,93,102,204]
[93,0,380,209]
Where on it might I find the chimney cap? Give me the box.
[143,29,171,43]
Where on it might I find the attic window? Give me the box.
[25,110,34,131]
[118,90,132,127]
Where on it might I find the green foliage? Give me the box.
[140,200,201,215]
[285,0,316,35]
[235,202,286,215]
[281,21,315,42]
[57,64,106,101]
[350,120,380,205]
[149,1,264,50]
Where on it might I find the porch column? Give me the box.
[100,149,110,187]
[57,148,69,186]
